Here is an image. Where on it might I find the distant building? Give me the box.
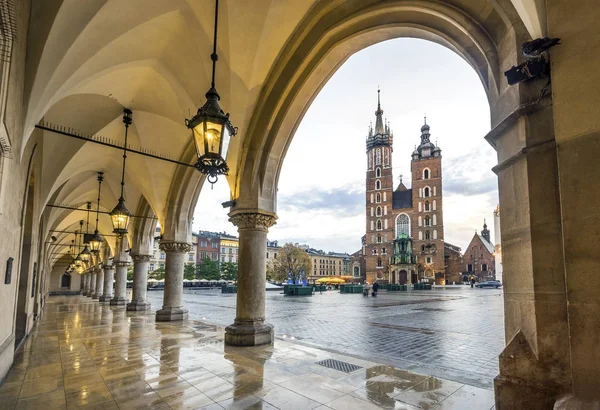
[462,221,495,281]
[219,233,239,264]
[150,227,197,271]
[444,243,463,284]
[196,231,220,264]
[305,248,350,279]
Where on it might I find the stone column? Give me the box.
[127,254,151,311]
[93,267,104,299]
[88,271,97,298]
[84,273,92,295]
[225,211,276,346]
[156,242,191,321]
[99,264,114,302]
[81,274,88,295]
[490,102,571,408]
[110,261,129,306]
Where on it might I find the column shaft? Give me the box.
[225,211,276,346]
[84,274,92,295]
[82,274,88,295]
[99,266,114,302]
[88,272,97,298]
[156,242,190,321]
[110,262,128,305]
[93,268,104,299]
[127,254,151,311]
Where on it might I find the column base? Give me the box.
[92,294,101,300]
[98,295,112,302]
[156,307,188,321]
[82,291,87,296]
[494,375,559,409]
[86,294,94,298]
[225,320,274,346]
[109,297,128,306]
[127,301,151,311]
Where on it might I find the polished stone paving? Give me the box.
[0,296,495,409]
[148,286,504,389]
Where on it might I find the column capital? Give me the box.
[228,210,277,231]
[130,254,152,262]
[159,242,192,253]
[114,261,130,267]
[103,264,115,271]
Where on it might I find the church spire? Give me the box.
[374,88,385,135]
[481,219,491,243]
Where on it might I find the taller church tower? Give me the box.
[364,90,394,283]
[410,120,445,282]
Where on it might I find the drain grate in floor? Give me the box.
[315,359,362,373]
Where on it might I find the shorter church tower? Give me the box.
[410,119,445,284]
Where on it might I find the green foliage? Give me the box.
[220,262,238,281]
[270,243,312,284]
[184,263,197,280]
[197,257,220,280]
[126,266,134,281]
[149,267,165,280]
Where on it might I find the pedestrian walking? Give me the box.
[372,281,379,297]
[470,276,475,288]
[363,282,370,297]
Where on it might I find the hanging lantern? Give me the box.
[110,110,133,235]
[89,173,104,253]
[185,0,236,187]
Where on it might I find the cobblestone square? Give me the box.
[147,286,504,390]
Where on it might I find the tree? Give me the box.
[270,243,312,284]
[221,262,238,281]
[184,263,197,280]
[127,266,134,281]
[197,257,221,280]
[149,267,165,280]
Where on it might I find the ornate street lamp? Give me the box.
[89,172,104,253]
[74,229,83,268]
[80,205,92,262]
[110,109,132,235]
[185,0,237,187]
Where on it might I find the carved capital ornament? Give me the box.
[130,254,152,262]
[229,212,277,231]
[159,242,192,253]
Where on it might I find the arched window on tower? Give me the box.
[376,206,382,216]
[433,230,438,239]
[423,168,430,179]
[425,230,431,240]
[418,231,423,240]
[377,258,383,267]
[376,193,381,203]
[377,234,382,243]
[425,200,430,211]
[376,168,381,177]
[425,216,431,226]
[424,187,430,197]
[433,214,437,225]
[382,247,387,255]
[376,180,381,190]
[376,149,381,165]
[376,219,382,230]
[418,216,422,227]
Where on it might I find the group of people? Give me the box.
[363,281,379,297]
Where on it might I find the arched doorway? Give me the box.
[60,272,71,289]
[399,270,408,285]
[391,270,396,284]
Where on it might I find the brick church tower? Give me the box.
[410,119,445,283]
[364,90,394,283]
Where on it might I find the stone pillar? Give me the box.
[81,274,88,295]
[110,261,129,306]
[490,101,571,408]
[99,264,114,302]
[93,267,104,299]
[88,271,97,298]
[225,211,276,346]
[127,254,151,311]
[156,242,191,321]
[84,273,92,295]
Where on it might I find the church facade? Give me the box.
[356,92,446,285]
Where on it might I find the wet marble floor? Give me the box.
[0,296,495,409]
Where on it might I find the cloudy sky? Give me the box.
[193,38,498,254]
